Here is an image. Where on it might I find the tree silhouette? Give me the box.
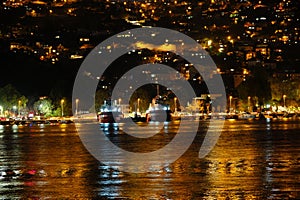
[237,65,271,107]
[0,84,28,114]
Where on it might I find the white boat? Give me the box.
[146,96,172,122]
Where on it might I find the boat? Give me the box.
[238,112,256,120]
[225,113,239,119]
[0,120,15,126]
[145,96,172,122]
[97,100,124,124]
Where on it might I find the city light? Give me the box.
[207,40,212,46]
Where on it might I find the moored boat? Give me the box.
[97,100,124,124]
[146,96,172,122]
[238,112,256,120]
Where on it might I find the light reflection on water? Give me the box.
[0,119,299,199]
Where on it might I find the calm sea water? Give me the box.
[0,119,299,199]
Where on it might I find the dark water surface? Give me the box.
[0,119,299,199]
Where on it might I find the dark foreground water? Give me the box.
[0,119,299,199]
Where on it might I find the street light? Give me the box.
[75,98,79,116]
[61,99,64,117]
[13,105,17,117]
[137,98,140,113]
[0,105,3,117]
[248,96,251,112]
[174,97,177,113]
[39,104,43,114]
[229,96,232,113]
[118,98,122,113]
[283,95,286,107]
[18,100,21,116]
